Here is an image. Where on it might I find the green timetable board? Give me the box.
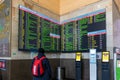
[25,12,40,50]
[62,12,106,52]
[18,10,26,50]
[18,9,61,52]
[18,9,40,51]
[78,13,106,51]
[19,6,106,52]
[40,19,61,52]
[77,12,106,52]
[61,22,77,52]
[77,18,88,51]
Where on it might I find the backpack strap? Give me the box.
[39,56,46,61]
[39,56,46,75]
[34,56,38,60]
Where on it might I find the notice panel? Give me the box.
[77,12,106,52]
[40,19,61,52]
[62,12,106,52]
[61,22,77,52]
[18,8,61,52]
[19,6,106,52]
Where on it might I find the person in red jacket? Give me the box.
[31,48,52,80]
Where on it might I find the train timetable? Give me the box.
[25,13,40,50]
[62,12,106,52]
[18,9,25,50]
[61,22,77,52]
[87,13,106,51]
[50,23,61,51]
[19,10,40,51]
[19,7,106,52]
[77,18,89,51]
[18,9,61,52]
[40,19,61,52]
[78,12,106,52]
[40,19,51,51]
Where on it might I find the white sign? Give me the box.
[90,49,97,80]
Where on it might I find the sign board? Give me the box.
[76,52,82,61]
[102,51,110,62]
[114,47,120,80]
[101,51,110,80]
[90,49,96,64]
[89,49,97,80]
[75,52,82,80]
[0,59,6,70]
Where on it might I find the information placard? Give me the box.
[0,59,6,70]
[102,51,110,62]
[89,49,97,80]
[76,52,82,61]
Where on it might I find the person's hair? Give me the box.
[38,48,45,53]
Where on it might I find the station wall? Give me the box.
[0,0,116,80]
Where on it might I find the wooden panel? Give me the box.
[60,0,100,15]
[114,0,120,13]
[32,0,60,14]
[32,0,100,15]
[60,59,114,80]
[10,59,60,80]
